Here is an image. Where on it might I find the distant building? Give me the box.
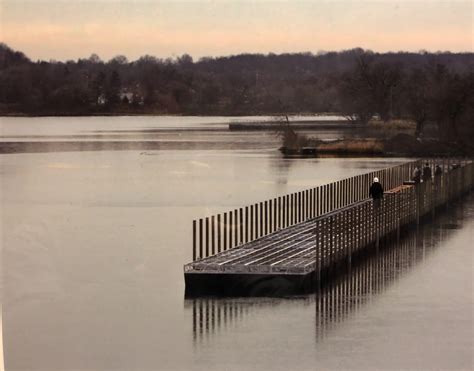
[119,89,145,105]
[97,94,107,105]
[119,91,134,103]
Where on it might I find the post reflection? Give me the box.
[315,219,441,342]
[187,297,273,344]
[187,199,467,345]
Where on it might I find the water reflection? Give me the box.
[186,297,283,344]
[187,198,468,345]
[314,219,441,342]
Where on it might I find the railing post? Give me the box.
[234,209,238,246]
[205,217,209,257]
[223,213,227,251]
[298,191,302,223]
[250,205,254,241]
[217,214,221,253]
[263,201,267,236]
[277,197,281,230]
[316,219,322,289]
[193,220,197,261]
[211,215,215,256]
[273,198,277,232]
[245,207,249,243]
[229,211,233,248]
[239,208,243,245]
[199,219,203,259]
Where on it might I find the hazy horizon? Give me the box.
[1,0,472,62]
[4,42,474,64]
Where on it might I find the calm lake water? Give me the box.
[1,117,472,370]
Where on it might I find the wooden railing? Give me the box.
[313,160,474,276]
[192,158,469,261]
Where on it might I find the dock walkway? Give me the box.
[184,159,473,296]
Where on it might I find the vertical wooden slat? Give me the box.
[205,217,209,258]
[341,179,347,207]
[316,187,319,218]
[315,219,321,282]
[320,187,324,215]
[346,178,350,205]
[289,194,293,225]
[265,200,269,235]
[303,190,309,221]
[294,193,298,224]
[340,180,343,208]
[298,192,302,223]
[302,191,306,221]
[217,214,221,253]
[292,193,296,225]
[306,189,310,220]
[223,213,227,251]
[315,187,319,216]
[229,211,233,249]
[193,220,197,261]
[322,217,327,270]
[335,211,340,262]
[336,181,340,209]
[211,215,215,256]
[286,194,290,227]
[245,206,249,243]
[329,183,333,213]
[278,197,281,229]
[351,176,355,204]
[239,208,243,245]
[330,183,334,212]
[250,204,254,241]
[234,209,238,246]
[254,203,258,238]
[273,198,277,232]
[256,203,260,239]
[326,184,330,214]
[357,175,361,201]
[199,218,203,259]
[320,185,323,216]
[351,176,355,203]
[329,215,334,268]
[322,185,326,214]
[296,192,299,223]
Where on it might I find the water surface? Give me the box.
[1,116,472,370]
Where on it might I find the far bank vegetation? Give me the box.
[0,44,472,152]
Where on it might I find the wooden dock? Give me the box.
[184,159,474,296]
[188,210,461,342]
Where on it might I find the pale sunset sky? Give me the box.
[0,0,472,61]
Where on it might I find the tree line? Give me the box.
[0,43,472,140]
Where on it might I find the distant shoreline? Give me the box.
[0,112,343,118]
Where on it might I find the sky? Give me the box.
[0,0,472,61]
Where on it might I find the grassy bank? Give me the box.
[313,139,384,155]
[281,132,473,158]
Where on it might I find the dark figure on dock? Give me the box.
[434,164,443,190]
[413,167,421,184]
[422,163,432,182]
[369,177,384,209]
